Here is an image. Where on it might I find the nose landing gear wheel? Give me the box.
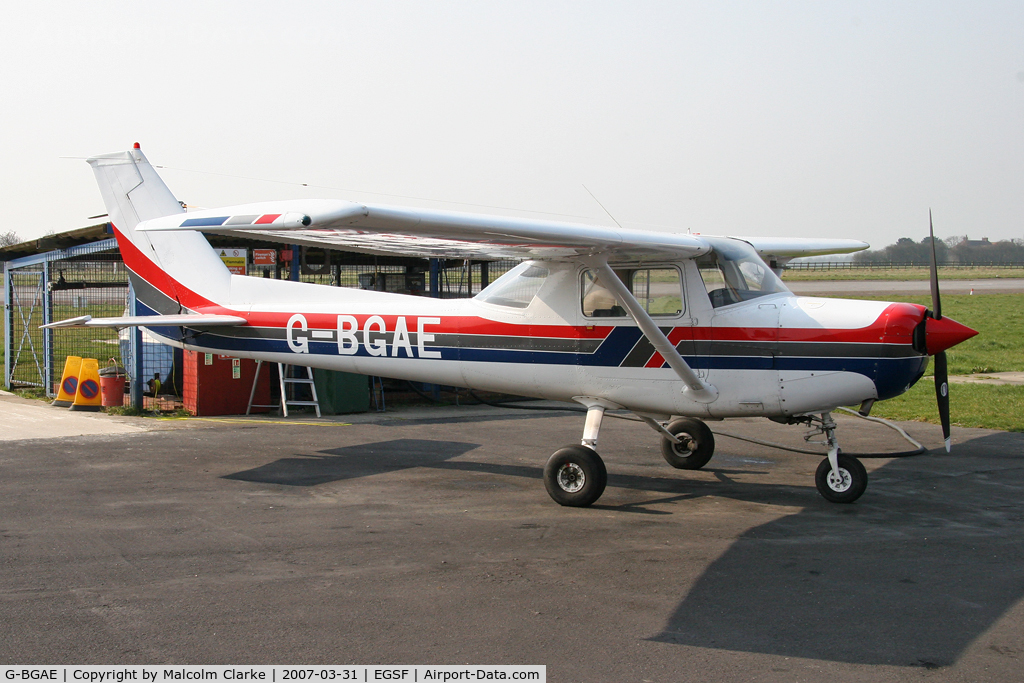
[660,418,715,470]
[815,453,868,504]
[544,445,607,507]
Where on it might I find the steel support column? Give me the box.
[429,259,440,298]
[42,260,53,396]
[3,263,10,390]
[290,245,300,282]
[128,281,144,410]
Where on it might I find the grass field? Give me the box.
[782,267,1024,281]
[868,382,1023,432]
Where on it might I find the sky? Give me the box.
[1,1,1022,248]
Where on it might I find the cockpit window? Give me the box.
[475,262,549,309]
[632,268,683,316]
[697,238,789,308]
[582,267,683,317]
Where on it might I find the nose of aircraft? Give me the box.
[925,315,978,355]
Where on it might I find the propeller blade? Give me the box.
[934,350,951,452]
[928,209,942,320]
[928,210,951,451]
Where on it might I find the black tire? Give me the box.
[660,418,715,470]
[815,454,868,504]
[544,445,607,507]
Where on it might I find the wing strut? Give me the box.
[583,256,718,404]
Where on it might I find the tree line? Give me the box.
[853,236,1024,265]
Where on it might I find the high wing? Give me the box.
[137,199,869,262]
[42,314,248,329]
[135,199,712,261]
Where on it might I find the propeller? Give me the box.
[927,210,951,452]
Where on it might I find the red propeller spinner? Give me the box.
[924,315,978,356]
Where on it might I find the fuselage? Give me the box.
[130,254,931,420]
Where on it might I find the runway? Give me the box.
[786,278,1024,296]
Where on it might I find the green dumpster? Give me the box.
[313,370,370,415]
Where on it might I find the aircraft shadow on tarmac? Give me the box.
[223,431,1024,668]
[222,438,480,486]
[650,430,1024,668]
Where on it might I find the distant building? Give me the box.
[963,237,992,248]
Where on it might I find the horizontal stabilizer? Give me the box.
[42,314,247,329]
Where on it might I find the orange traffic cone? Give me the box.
[69,358,103,411]
[52,355,83,407]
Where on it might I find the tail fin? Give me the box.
[88,144,231,311]
[88,143,183,230]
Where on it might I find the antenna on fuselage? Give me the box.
[582,184,624,230]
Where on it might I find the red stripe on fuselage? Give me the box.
[244,311,615,340]
[112,224,227,314]
[242,303,924,346]
[687,303,926,345]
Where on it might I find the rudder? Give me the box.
[88,144,231,310]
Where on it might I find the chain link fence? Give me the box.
[5,263,47,387]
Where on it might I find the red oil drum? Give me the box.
[99,360,127,407]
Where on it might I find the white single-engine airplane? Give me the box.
[48,145,977,507]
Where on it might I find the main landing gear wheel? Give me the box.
[660,418,715,470]
[544,445,607,507]
[815,453,868,504]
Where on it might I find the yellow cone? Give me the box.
[52,355,83,407]
[69,358,102,412]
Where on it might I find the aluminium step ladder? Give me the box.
[246,360,321,417]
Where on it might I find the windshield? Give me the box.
[697,238,789,308]
[475,262,549,309]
